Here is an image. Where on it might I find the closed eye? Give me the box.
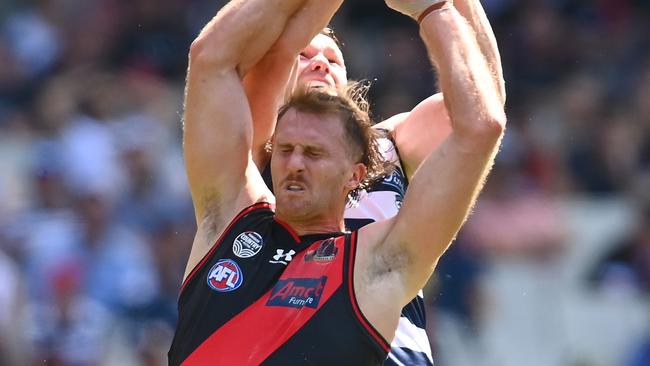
[277,145,294,153]
[305,148,324,158]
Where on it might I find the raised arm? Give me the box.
[242,51,297,169]
[183,0,344,280]
[454,0,506,103]
[243,3,344,169]
[184,0,341,224]
[377,0,505,179]
[359,2,506,317]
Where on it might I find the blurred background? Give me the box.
[0,0,649,365]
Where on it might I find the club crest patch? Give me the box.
[207,259,243,292]
[304,238,338,263]
[266,276,328,309]
[232,231,264,258]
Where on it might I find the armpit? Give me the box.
[368,240,412,281]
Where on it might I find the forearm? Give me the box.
[243,0,345,168]
[384,95,452,179]
[243,52,297,168]
[189,0,307,76]
[375,1,506,301]
[454,0,506,104]
[386,2,504,179]
[184,0,314,220]
[420,5,505,148]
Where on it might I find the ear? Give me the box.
[345,163,367,191]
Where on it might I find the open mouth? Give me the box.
[286,184,305,192]
[284,181,306,192]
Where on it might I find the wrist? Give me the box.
[417,1,450,23]
[385,0,451,22]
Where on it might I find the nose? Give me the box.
[286,150,305,173]
[309,53,330,74]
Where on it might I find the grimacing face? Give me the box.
[296,33,348,89]
[271,109,364,223]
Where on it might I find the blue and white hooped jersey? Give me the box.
[345,137,434,366]
[345,137,406,226]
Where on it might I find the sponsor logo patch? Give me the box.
[207,259,243,292]
[267,276,327,309]
[304,238,338,263]
[232,231,264,258]
[269,249,296,265]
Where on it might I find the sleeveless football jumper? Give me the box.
[168,203,390,365]
[263,135,434,365]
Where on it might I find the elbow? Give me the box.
[188,31,235,72]
[455,110,506,148]
[189,37,224,69]
[484,110,507,137]
[476,112,506,143]
[188,37,208,62]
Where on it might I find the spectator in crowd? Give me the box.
[589,205,650,295]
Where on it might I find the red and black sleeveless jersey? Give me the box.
[168,202,390,365]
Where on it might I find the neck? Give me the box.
[277,214,345,237]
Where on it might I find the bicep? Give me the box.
[184,66,269,223]
[382,132,501,297]
[390,93,453,179]
[244,0,347,169]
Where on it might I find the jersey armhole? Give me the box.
[180,202,272,294]
[373,133,410,187]
[346,231,392,352]
[385,135,410,187]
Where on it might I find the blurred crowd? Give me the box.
[0,0,648,365]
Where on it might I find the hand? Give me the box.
[385,0,449,22]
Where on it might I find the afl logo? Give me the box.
[233,231,264,258]
[207,259,243,292]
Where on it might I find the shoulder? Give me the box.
[185,201,275,282]
[202,201,275,239]
[373,112,410,134]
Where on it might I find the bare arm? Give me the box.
[243,2,344,169]
[373,94,452,179]
[360,3,506,310]
[185,0,342,223]
[183,0,344,279]
[453,0,506,103]
[381,0,505,180]
[243,51,297,169]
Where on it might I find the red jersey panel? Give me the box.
[168,203,389,365]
